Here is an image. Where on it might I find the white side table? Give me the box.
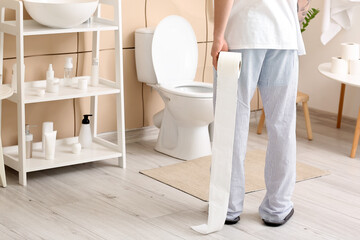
[318,63,360,158]
[0,85,13,187]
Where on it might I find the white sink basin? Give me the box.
[24,0,99,29]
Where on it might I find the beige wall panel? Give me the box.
[146,0,207,43]
[143,85,164,126]
[195,43,206,82]
[1,55,78,146]
[204,42,213,83]
[78,3,114,51]
[4,6,31,21]
[1,100,75,147]
[121,0,146,48]
[3,6,76,59]
[1,100,18,146]
[78,0,146,51]
[121,49,144,129]
[78,31,115,53]
[2,54,78,83]
[25,101,75,142]
[298,1,360,118]
[206,0,214,41]
[76,49,143,133]
[4,34,78,59]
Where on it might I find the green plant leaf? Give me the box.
[301,8,320,33]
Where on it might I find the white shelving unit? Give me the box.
[0,0,126,186]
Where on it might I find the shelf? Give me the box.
[318,63,360,88]
[6,77,120,104]
[3,19,118,36]
[3,137,122,172]
[0,0,126,185]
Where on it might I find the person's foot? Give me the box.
[225,216,240,225]
[262,208,294,227]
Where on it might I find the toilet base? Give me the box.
[155,109,212,161]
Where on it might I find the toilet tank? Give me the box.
[135,28,158,85]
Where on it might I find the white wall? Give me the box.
[299,0,360,119]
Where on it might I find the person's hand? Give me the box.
[297,0,310,25]
[211,37,228,70]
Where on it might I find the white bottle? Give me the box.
[79,114,93,148]
[46,64,55,93]
[64,57,73,87]
[91,58,99,87]
[42,122,53,153]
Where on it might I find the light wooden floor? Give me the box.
[1,107,360,240]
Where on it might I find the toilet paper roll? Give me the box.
[47,83,59,93]
[331,57,348,75]
[78,78,88,90]
[46,78,60,93]
[341,43,360,61]
[72,143,82,154]
[349,59,360,76]
[36,89,45,97]
[191,51,241,234]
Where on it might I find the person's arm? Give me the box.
[211,0,234,69]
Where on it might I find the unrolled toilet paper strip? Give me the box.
[341,43,360,61]
[331,57,348,75]
[349,59,360,75]
[191,52,241,234]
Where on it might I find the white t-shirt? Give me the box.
[225,0,305,55]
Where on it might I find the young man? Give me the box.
[212,0,310,226]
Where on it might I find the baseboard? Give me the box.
[99,107,355,144]
[98,126,159,144]
[307,107,357,123]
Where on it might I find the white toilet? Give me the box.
[135,15,214,161]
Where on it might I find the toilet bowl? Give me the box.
[135,15,214,161]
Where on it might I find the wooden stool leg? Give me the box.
[0,137,6,188]
[350,107,360,158]
[337,84,346,129]
[302,101,313,141]
[257,109,265,135]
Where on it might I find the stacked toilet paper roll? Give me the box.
[341,43,359,61]
[331,57,348,75]
[349,59,360,75]
[331,43,360,76]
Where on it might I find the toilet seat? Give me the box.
[159,82,213,98]
[152,15,198,86]
[151,16,212,99]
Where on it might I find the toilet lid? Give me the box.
[152,15,198,85]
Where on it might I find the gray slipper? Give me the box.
[225,216,240,225]
[262,208,294,227]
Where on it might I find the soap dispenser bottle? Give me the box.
[79,114,93,148]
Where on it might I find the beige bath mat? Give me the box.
[140,150,329,201]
